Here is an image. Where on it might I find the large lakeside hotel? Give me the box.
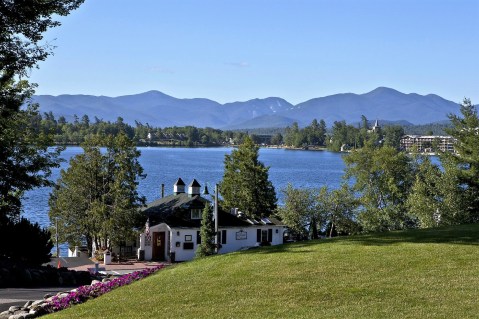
[400,135,455,153]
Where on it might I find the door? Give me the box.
[152,231,166,261]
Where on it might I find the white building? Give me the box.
[138,178,285,262]
[400,135,455,153]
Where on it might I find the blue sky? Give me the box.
[29,0,478,104]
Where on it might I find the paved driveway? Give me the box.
[0,287,77,312]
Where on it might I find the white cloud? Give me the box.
[225,61,250,68]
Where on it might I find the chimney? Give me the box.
[188,179,201,197]
[173,178,185,195]
[161,184,165,198]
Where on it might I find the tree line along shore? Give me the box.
[32,111,451,151]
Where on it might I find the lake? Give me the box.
[22,146,347,255]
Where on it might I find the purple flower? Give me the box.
[46,265,165,313]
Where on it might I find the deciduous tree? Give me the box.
[344,145,414,232]
[278,184,318,239]
[317,184,359,237]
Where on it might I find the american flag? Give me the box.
[145,218,150,235]
[145,218,151,241]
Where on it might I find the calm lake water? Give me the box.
[22,147,346,255]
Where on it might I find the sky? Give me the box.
[29,0,479,105]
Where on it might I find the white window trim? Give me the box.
[191,208,202,219]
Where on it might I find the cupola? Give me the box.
[188,179,201,197]
[173,178,185,195]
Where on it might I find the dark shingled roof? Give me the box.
[142,194,252,228]
[174,178,185,186]
[188,179,201,187]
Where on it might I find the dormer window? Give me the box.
[191,209,202,219]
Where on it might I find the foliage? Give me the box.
[29,113,258,146]
[279,184,358,239]
[196,203,216,258]
[0,217,53,266]
[0,104,63,222]
[327,120,361,151]
[283,119,326,148]
[406,155,443,228]
[441,98,479,222]
[0,0,84,263]
[49,134,146,253]
[344,145,414,232]
[278,184,318,239]
[48,224,479,319]
[220,136,277,218]
[382,125,405,148]
[403,122,451,136]
[0,0,84,115]
[316,184,359,237]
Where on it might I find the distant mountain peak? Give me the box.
[32,88,459,128]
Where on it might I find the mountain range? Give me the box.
[31,87,460,129]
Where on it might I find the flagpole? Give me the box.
[214,184,219,252]
[56,217,59,257]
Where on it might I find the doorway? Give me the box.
[152,231,166,261]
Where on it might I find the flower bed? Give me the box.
[45,265,164,313]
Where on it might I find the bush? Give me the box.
[0,217,53,266]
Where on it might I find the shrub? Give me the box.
[0,217,53,266]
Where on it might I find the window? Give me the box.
[257,229,273,243]
[262,230,268,242]
[218,230,227,245]
[183,242,194,250]
[191,209,202,219]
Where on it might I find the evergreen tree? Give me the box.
[441,98,479,222]
[196,202,216,258]
[220,136,277,218]
[49,134,145,254]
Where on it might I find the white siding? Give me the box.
[139,224,286,262]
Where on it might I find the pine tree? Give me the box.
[220,136,277,218]
[49,134,146,254]
[196,203,216,258]
[440,98,479,222]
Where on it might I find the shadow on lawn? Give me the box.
[242,224,479,255]
[345,224,479,246]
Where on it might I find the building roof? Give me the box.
[189,179,201,187]
[174,178,185,186]
[142,193,283,228]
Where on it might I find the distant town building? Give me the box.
[368,119,381,133]
[400,135,455,153]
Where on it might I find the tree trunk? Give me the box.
[329,222,335,238]
[310,216,319,239]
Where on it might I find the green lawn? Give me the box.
[46,224,479,318]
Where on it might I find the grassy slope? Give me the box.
[46,224,479,319]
